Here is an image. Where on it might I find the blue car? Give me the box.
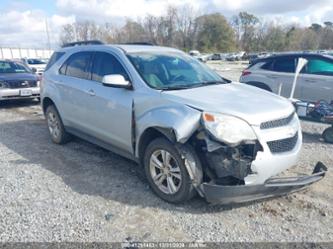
[0,60,40,101]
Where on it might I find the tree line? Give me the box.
[60,6,333,53]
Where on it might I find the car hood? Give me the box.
[161,82,295,126]
[0,73,37,81]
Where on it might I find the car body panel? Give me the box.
[134,91,202,157]
[298,73,333,102]
[161,82,295,126]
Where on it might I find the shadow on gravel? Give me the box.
[0,99,40,109]
[0,118,272,214]
[302,131,324,144]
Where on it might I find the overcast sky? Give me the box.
[1,0,333,49]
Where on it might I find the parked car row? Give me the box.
[20,58,47,76]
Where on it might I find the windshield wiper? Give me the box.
[187,80,229,88]
[201,80,229,85]
[159,79,230,91]
[159,85,194,90]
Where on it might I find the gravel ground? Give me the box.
[0,62,332,242]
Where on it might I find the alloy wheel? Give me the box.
[149,149,182,194]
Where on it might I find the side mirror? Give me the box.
[102,74,131,89]
[31,68,37,73]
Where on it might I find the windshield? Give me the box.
[0,61,31,74]
[127,51,229,90]
[27,59,46,65]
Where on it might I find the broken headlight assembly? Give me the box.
[202,112,257,145]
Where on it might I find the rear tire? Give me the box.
[143,138,198,203]
[322,127,333,144]
[46,105,72,144]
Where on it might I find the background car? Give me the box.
[0,60,40,101]
[211,53,228,61]
[188,50,208,62]
[240,53,333,102]
[21,58,47,76]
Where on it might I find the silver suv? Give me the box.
[41,42,326,204]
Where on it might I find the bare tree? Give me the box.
[59,7,333,53]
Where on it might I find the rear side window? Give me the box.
[306,58,333,76]
[261,60,274,70]
[91,52,129,82]
[60,52,92,79]
[272,57,296,73]
[45,52,65,71]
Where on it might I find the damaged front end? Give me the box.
[188,129,327,205]
[202,162,327,204]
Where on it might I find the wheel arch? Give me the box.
[42,97,56,114]
[137,127,177,165]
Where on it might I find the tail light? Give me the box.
[241,70,251,77]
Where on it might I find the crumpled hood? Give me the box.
[161,82,295,126]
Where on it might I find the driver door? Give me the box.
[83,51,134,153]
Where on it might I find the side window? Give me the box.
[261,60,274,70]
[45,52,65,71]
[306,58,333,76]
[60,52,91,79]
[272,57,295,73]
[92,52,129,82]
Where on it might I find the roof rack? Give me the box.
[122,42,155,46]
[62,40,104,48]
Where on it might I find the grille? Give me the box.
[267,132,298,154]
[260,113,295,130]
[7,80,37,89]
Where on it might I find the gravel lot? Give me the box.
[0,61,332,242]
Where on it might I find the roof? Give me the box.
[259,52,333,61]
[58,43,181,54]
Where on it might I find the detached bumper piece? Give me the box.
[202,162,327,204]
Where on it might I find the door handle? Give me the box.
[305,79,316,83]
[267,75,278,79]
[86,89,95,96]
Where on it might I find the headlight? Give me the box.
[0,81,9,89]
[202,112,257,145]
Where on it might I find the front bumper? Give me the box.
[201,162,327,204]
[0,87,40,100]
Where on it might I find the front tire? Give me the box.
[143,138,198,203]
[323,127,333,144]
[46,105,71,144]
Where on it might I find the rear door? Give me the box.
[269,56,299,99]
[57,51,94,132]
[298,56,333,102]
[83,51,134,153]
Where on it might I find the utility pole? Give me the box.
[45,18,51,50]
